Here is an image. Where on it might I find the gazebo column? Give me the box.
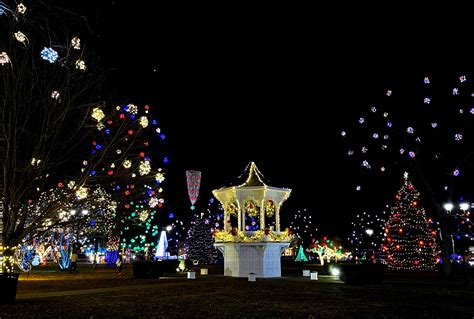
[224,211,230,232]
[275,205,280,232]
[260,200,265,230]
[237,207,242,231]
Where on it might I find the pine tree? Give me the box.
[383,173,438,271]
[187,213,215,266]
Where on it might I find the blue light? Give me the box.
[91,150,96,155]
[91,170,96,176]
[130,114,135,120]
[160,133,166,140]
[115,185,121,190]
[123,105,129,111]
[191,206,195,210]
[169,213,174,219]
[105,129,110,135]
[89,219,96,227]
[147,190,154,196]
[40,47,59,63]
[95,144,102,150]
[144,156,150,161]
[152,120,158,125]
[163,157,169,164]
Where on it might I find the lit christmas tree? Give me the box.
[294,245,308,262]
[383,173,438,271]
[187,213,215,266]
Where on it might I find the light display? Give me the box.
[188,213,215,265]
[40,47,59,63]
[340,73,474,275]
[294,245,308,262]
[186,170,201,209]
[14,31,27,43]
[0,52,10,64]
[348,209,387,260]
[383,174,438,271]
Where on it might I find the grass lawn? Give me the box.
[0,263,473,318]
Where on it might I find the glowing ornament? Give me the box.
[139,116,149,128]
[459,109,463,114]
[371,106,377,113]
[75,60,86,71]
[372,133,379,139]
[123,160,132,169]
[149,197,159,208]
[359,117,365,124]
[127,104,138,115]
[356,185,361,191]
[341,131,346,137]
[362,160,371,169]
[91,108,105,122]
[455,133,463,141]
[0,52,10,65]
[186,170,201,209]
[400,149,405,155]
[51,91,60,100]
[408,151,416,158]
[40,47,58,63]
[155,172,165,183]
[386,90,392,96]
[406,127,414,134]
[452,88,459,95]
[424,77,430,84]
[380,167,386,172]
[31,158,41,166]
[16,3,26,14]
[423,97,431,104]
[453,169,460,177]
[71,37,81,50]
[139,160,151,176]
[14,31,27,43]
[431,122,438,128]
[387,122,392,128]
[383,135,389,140]
[347,150,354,156]
[76,187,88,200]
[361,146,368,153]
[383,112,389,117]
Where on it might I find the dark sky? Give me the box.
[76,2,474,237]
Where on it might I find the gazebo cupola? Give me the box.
[212,162,291,232]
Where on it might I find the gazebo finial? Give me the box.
[241,161,266,186]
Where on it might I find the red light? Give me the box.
[140,152,145,157]
[120,114,125,119]
[108,170,113,175]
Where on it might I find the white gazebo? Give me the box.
[213,162,292,278]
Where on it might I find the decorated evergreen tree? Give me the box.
[187,213,215,266]
[383,173,438,271]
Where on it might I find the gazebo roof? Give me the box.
[212,162,291,205]
[239,162,266,186]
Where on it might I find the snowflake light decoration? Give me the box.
[91,107,105,122]
[40,47,58,63]
[14,31,27,43]
[139,160,151,176]
[0,52,10,65]
[71,37,81,50]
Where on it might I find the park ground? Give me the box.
[0,263,473,318]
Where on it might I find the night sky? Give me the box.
[74,2,474,237]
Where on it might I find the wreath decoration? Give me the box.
[265,199,275,217]
[226,202,239,216]
[244,199,259,217]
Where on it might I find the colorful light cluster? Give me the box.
[383,174,438,271]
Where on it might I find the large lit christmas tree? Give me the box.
[383,173,438,271]
[187,213,215,266]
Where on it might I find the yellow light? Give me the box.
[14,31,27,43]
[76,186,88,200]
[75,60,86,71]
[139,116,149,128]
[139,160,151,176]
[91,107,105,122]
[123,160,132,169]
